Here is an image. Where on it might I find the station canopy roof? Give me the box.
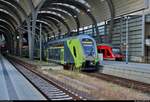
[0,0,147,41]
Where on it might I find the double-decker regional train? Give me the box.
[44,35,99,71]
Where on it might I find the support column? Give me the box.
[27,0,46,60]
[125,16,129,64]
[19,33,23,57]
[106,0,115,44]
[142,10,145,62]
[28,0,37,60]
[31,0,46,60]
[11,34,15,55]
[14,34,17,56]
[92,25,95,36]
[12,36,15,55]
[40,23,42,62]
[27,17,32,59]
[120,16,123,50]
[58,25,61,39]
[104,21,107,43]
[31,11,37,60]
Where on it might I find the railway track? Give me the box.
[8,58,83,100]
[84,72,150,94]
[7,56,150,100]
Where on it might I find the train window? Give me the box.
[82,39,93,45]
[98,49,101,53]
[112,48,121,54]
[73,46,77,57]
[82,38,95,56]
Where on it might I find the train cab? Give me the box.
[112,47,125,61]
[97,44,124,61]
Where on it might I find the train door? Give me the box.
[67,39,85,69]
[60,48,64,64]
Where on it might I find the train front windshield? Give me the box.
[112,48,121,54]
[82,39,95,56]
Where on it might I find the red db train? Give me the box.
[97,44,125,61]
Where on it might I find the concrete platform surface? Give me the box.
[0,54,46,100]
[100,61,150,84]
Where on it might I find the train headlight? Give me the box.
[90,62,94,65]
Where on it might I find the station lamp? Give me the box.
[87,9,90,12]
[17,36,20,40]
[74,15,77,18]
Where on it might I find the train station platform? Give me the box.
[101,61,150,84]
[7,55,150,100]
[9,55,63,71]
[0,54,46,100]
[9,55,150,85]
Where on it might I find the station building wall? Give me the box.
[81,15,150,63]
[145,14,150,63]
[110,15,144,62]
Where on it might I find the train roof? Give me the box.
[97,43,112,47]
[46,34,95,46]
[97,43,121,48]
